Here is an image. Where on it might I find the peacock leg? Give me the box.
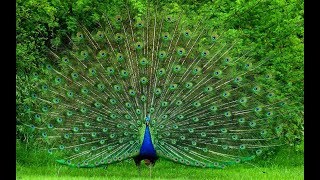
[149,165,152,178]
[133,157,142,176]
[138,165,141,176]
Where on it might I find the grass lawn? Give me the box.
[16,146,303,180]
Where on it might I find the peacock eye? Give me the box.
[42,132,47,138]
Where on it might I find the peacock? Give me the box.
[22,0,288,175]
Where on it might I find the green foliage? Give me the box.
[16,140,60,166]
[16,0,303,150]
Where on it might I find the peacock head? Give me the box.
[145,112,151,126]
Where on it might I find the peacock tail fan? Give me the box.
[24,0,290,169]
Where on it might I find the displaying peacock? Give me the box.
[22,0,289,174]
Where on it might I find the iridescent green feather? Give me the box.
[25,0,287,169]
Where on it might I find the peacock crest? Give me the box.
[22,0,289,170]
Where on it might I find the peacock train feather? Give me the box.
[23,0,289,170]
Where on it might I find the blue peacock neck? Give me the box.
[139,114,157,159]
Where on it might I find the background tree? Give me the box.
[16,0,303,150]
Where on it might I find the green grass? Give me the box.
[16,144,303,180]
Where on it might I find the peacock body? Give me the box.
[24,0,287,170]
